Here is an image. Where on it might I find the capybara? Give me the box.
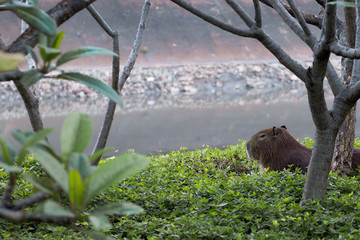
[247,125,360,172]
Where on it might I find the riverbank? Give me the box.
[0,59,338,120]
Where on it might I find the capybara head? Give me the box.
[247,125,312,172]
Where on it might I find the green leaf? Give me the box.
[89,214,112,230]
[28,146,69,193]
[28,0,39,6]
[68,153,95,180]
[327,1,360,7]
[24,45,39,64]
[38,44,62,62]
[85,153,149,202]
[56,46,118,67]
[61,112,93,161]
[23,173,56,196]
[20,70,44,88]
[89,147,114,163]
[0,51,25,72]
[0,137,15,165]
[91,202,144,216]
[39,200,75,218]
[51,31,65,49]
[57,72,122,106]
[0,162,22,173]
[8,3,56,36]
[69,170,85,212]
[15,128,53,165]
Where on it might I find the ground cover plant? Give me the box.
[1,138,360,239]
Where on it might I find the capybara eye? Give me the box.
[259,134,266,139]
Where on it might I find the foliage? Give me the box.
[2,138,360,239]
[1,0,122,105]
[0,112,149,234]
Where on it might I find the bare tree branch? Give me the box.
[1,174,17,208]
[225,0,255,28]
[87,5,117,36]
[329,41,360,58]
[91,0,151,165]
[260,0,322,28]
[287,0,312,37]
[269,0,315,48]
[0,207,75,224]
[85,5,119,165]
[253,0,262,27]
[170,0,257,38]
[0,70,23,82]
[351,0,360,84]
[118,0,151,91]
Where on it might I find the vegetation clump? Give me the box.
[2,139,360,239]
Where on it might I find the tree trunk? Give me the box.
[332,3,356,175]
[302,128,338,200]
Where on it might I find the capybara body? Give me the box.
[247,126,360,172]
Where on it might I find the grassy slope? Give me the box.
[2,139,360,239]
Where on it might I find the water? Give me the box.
[2,84,360,156]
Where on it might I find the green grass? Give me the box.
[2,139,360,239]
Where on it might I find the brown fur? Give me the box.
[247,126,360,172]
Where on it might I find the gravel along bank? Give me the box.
[0,59,338,120]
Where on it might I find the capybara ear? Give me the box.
[272,126,280,136]
[281,125,287,129]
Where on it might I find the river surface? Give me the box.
[2,94,360,156]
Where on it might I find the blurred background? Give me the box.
[1,0,356,155]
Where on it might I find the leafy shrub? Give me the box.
[3,137,360,239]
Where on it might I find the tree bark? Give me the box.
[302,128,338,200]
[332,2,356,175]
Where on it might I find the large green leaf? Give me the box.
[89,147,114,163]
[56,46,118,67]
[20,70,44,88]
[68,153,95,180]
[39,200,74,217]
[61,112,93,161]
[0,51,25,72]
[28,146,69,193]
[8,3,56,36]
[0,137,15,165]
[85,153,149,202]
[51,31,65,49]
[88,214,112,230]
[57,72,122,105]
[23,173,56,196]
[38,44,62,62]
[69,170,85,212]
[0,162,22,173]
[24,45,39,65]
[15,128,53,164]
[91,202,144,216]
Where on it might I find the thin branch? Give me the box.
[253,0,262,27]
[287,0,312,36]
[328,41,360,58]
[351,0,360,84]
[0,70,23,82]
[170,0,257,38]
[119,0,151,91]
[260,0,323,28]
[225,0,256,28]
[0,208,75,224]
[86,5,117,37]
[269,0,315,48]
[255,31,308,82]
[91,0,151,165]
[1,174,17,208]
